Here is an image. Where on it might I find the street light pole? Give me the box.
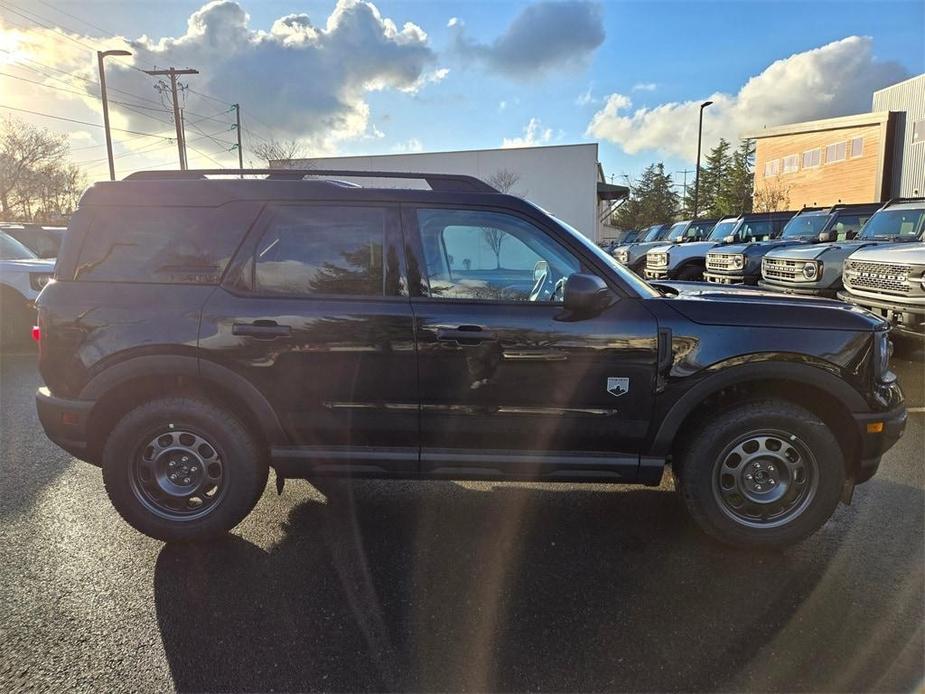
[692,100,713,218]
[96,49,132,181]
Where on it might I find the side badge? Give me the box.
[607,377,629,398]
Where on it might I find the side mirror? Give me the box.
[562,273,611,318]
[817,231,834,243]
[723,234,736,244]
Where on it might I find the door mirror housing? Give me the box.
[817,231,834,243]
[562,273,611,317]
[722,234,737,244]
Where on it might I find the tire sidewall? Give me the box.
[102,397,267,542]
[681,402,845,547]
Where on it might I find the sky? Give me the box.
[0,0,923,185]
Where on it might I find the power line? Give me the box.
[0,103,174,140]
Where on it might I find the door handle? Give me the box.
[232,320,292,339]
[435,325,497,345]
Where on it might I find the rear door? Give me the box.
[402,204,659,480]
[200,202,418,472]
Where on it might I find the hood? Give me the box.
[653,281,885,331]
[675,240,720,254]
[848,241,925,264]
[764,240,878,261]
[720,239,810,257]
[646,244,674,255]
[0,257,56,272]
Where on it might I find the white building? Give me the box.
[278,143,627,244]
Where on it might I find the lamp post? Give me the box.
[97,49,132,181]
[692,100,713,218]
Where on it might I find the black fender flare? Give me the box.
[650,360,868,456]
[670,258,706,278]
[79,354,287,445]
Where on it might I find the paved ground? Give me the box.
[1,345,922,692]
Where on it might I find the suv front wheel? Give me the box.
[102,397,268,542]
[677,400,845,547]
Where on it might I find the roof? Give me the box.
[597,181,629,201]
[743,111,893,140]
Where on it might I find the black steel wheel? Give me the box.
[103,397,268,542]
[677,400,844,547]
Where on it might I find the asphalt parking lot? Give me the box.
[1,345,922,692]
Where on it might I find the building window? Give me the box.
[782,154,800,174]
[763,159,780,177]
[802,148,822,168]
[825,141,847,164]
[913,119,925,145]
[849,137,863,157]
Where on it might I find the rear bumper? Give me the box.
[757,280,837,298]
[838,291,925,339]
[851,403,907,483]
[35,387,96,464]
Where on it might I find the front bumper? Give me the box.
[851,403,907,483]
[703,272,759,286]
[35,387,96,463]
[645,268,669,280]
[757,280,837,298]
[838,291,925,339]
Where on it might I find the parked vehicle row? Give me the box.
[0,229,56,346]
[615,198,925,339]
[33,168,906,548]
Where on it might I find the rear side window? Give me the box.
[253,205,388,297]
[75,205,255,283]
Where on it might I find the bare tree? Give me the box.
[486,168,520,194]
[251,139,311,168]
[753,176,791,212]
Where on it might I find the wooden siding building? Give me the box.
[745,111,897,209]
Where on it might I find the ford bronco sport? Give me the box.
[702,211,795,284]
[611,223,673,274]
[35,170,907,547]
[642,218,718,282]
[760,198,925,297]
[702,204,879,286]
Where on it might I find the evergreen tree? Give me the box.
[684,138,730,219]
[716,139,755,216]
[614,163,679,229]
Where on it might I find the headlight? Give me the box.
[648,252,667,266]
[874,330,891,380]
[731,254,744,270]
[802,262,818,280]
[616,251,628,263]
[29,273,53,291]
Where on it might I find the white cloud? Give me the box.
[391,137,423,153]
[451,1,605,78]
[587,36,908,161]
[502,117,553,148]
[447,17,459,28]
[498,100,508,112]
[631,82,656,92]
[576,85,595,106]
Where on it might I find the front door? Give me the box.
[402,205,658,480]
[200,202,418,473]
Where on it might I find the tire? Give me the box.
[675,265,704,282]
[102,397,268,542]
[0,288,34,348]
[676,400,845,548]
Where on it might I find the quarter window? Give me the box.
[254,206,389,297]
[414,208,580,302]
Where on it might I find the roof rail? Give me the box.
[880,196,925,208]
[123,168,498,193]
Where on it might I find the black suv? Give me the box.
[35,170,906,547]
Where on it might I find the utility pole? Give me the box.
[232,104,243,173]
[97,49,132,180]
[144,67,198,170]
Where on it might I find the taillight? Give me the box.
[32,325,41,343]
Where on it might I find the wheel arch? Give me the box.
[81,355,287,463]
[653,361,867,472]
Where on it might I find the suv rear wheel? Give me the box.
[102,397,268,542]
[676,400,845,547]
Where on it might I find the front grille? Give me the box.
[706,253,737,272]
[844,260,910,295]
[647,255,667,269]
[763,257,802,283]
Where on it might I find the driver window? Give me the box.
[415,208,580,302]
[832,214,868,240]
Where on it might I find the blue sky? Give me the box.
[3,0,923,182]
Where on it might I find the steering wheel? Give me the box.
[528,260,555,302]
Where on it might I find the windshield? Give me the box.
[552,216,659,298]
[859,209,925,240]
[781,213,829,238]
[641,225,663,242]
[707,220,738,241]
[665,222,689,241]
[0,232,37,260]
